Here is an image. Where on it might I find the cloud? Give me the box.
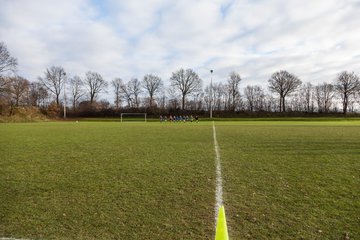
[1,0,360,99]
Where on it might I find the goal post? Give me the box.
[120,113,147,122]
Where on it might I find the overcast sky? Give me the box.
[1,0,360,90]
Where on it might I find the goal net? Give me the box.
[120,113,147,122]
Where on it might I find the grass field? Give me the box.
[0,119,359,239]
[216,121,360,239]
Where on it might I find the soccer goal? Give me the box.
[120,113,147,122]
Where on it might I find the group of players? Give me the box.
[159,115,199,123]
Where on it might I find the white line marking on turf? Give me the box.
[213,121,223,225]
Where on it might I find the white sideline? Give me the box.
[212,121,223,225]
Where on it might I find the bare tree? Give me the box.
[0,42,18,93]
[158,92,166,110]
[315,83,335,113]
[204,82,225,112]
[268,70,302,112]
[119,81,133,108]
[335,71,360,114]
[203,82,226,112]
[244,85,255,111]
[203,85,212,111]
[244,85,265,111]
[0,76,12,113]
[111,78,123,110]
[214,83,226,111]
[254,86,266,111]
[0,76,11,95]
[263,94,278,112]
[226,72,242,111]
[299,83,315,112]
[118,78,142,108]
[187,91,203,111]
[84,71,108,104]
[28,82,48,107]
[99,99,110,110]
[166,87,180,110]
[69,75,84,110]
[142,74,163,108]
[38,66,66,107]
[10,76,30,106]
[288,92,301,112]
[170,68,202,110]
[127,78,142,108]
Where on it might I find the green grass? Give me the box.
[0,120,359,239]
[0,122,215,239]
[216,121,360,239]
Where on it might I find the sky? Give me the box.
[1,0,360,92]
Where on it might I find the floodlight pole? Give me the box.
[63,72,66,119]
[210,69,213,119]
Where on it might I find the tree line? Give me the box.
[1,41,360,118]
